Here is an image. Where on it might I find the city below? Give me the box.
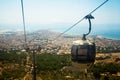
[0,29,120,54]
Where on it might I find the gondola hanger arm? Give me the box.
[82,14,94,40]
[53,0,109,41]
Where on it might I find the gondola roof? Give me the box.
[72,40,93,45]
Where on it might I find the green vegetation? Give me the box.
[1,66,25,80]
[0,51,27,79]
[0,50,27,64]
[89,62,120,80]
[0,51,73,79]
[35,54,72,71]
[0,51,120,79]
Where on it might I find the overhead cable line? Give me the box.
[53,0,109,41]
[21,0,27,46]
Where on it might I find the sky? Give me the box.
[0,0,120,31]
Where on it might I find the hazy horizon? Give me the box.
[0,0,120,39]
[0,24,120,40]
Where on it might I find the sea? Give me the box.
[0,24,120,40]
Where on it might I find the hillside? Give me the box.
[0,30,120,79]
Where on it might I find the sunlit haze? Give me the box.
[0,0,120,35]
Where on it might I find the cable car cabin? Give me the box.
[71,39,96,63]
